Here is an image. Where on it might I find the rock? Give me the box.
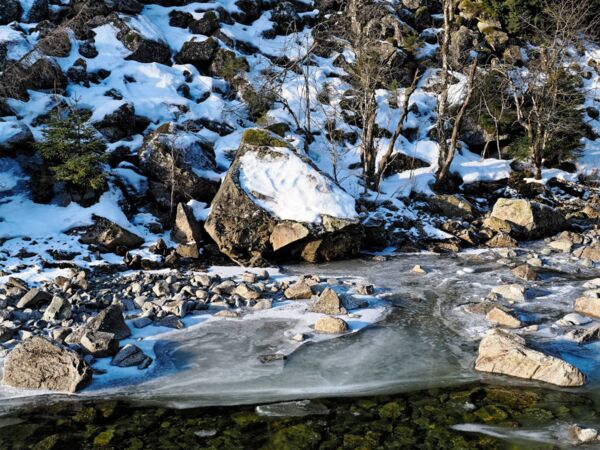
[176,242,200,259]
[77,215,144,254]
[411,265,427,274]
[132,317,152,328]
[93,103,150,143]
[43,295,72,322]
[38,29,72,57]
[155,315,184,329]
[204,129,362,266]
[486,233,518,248]
[112,0,144,14]
[475,329,585,387]
[490,198,564,239]
[0,0,21,25]
[270,2,302,35]
[548,240,573,252]
[80,331,119,358]
[511,264,539,281]
[68,305,131,344]
[311,288,347,315]
[575,297,600,319]
[284,280,313,300]
[111,344,152,369]
[574,245,600,262]
[233,283,261,300]
[17,288,52,309]
[253,299,272,310]
[429,194,476,219]
[138,126,220,206]
[171,203,203,244]
[356,284,374,295]
[490,284,526,302]
[482,216,514,234]
[174,38,218,71]
[0,326,15,343]
[314,317,348,334]
[568,425,599,444]
[565,325,600,345]
[189,11,219,35]
[0,121,34,153]
[486,307,522,329]
[2,337,92,392]
[23,0,48,23]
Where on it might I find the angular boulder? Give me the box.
[475,329,585,387]
[2,337,92,392]
[16,288,52,309]
[171,202,203,244]
[174,38,218,71]
[66,305,131,344]
[205,129,363,266]
[314,317,348,334]
[138,126,220,207]
[311,288,347,315]
[490,198,564,239]
[575,297,600,319]
[77,215,144,254]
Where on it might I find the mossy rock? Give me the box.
[473,405,509,423]
[484,387,540,408]
[378,401,406,421]
[342,430,381,449]
[265,123,290,137]
[93,427,116,447]
[262,424,321,450]
[231,411,261,428]
[242,129,289,148]
[32,434,62,450]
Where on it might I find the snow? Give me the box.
[239,145,358,223]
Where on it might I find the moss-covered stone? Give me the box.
[93,427,116,447]
[262,424,321,450]
[241,129,289,148]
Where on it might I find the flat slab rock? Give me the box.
[2,337,92,393]
[475,329,584,387]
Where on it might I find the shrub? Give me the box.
[37,103,107,195]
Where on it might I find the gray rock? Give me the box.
[0,0,21,25]
[155,315,184,329]
[111,344,152,368]
[171,203,203,244]
[43,295,72,322]
[174,38,218,70]
[80,331,119,358]
[132,317,152,328]
[17,288,52,309]
[0,326,15,343]
[490,198,564,239]
[311,288,347,315]
[1,337,92,392]
[284,280,313,300]
[77,215,144,254]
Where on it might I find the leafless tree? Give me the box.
[434,0,478,190]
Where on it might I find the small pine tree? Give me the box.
[37,102,107,195]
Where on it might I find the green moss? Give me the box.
[473,405,509,423]
[231,411,261,428]
[32,434,61,450]
[378,401,405,420]
[93,428,116,447]
[242,129,288,148]
[263,424,321,450]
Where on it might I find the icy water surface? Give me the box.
[0,250,599,447]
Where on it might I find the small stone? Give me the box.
[132,317,152,329]
[0,326,15,343]
[511,264,539,281]
[284,280,313,300]
[155,315,185,329]
[17,288,52,309]
[111,344,152,369]
[486,307,522,329]
[80,331,119,358]
[568,425,599,444]
[490,284,526,302]
[214,310,240,318]
[253,299,272,310]
[314,317,348,334]
[43,295,72,322]
[242,272,257,283]
[527,257,543,267]
[311,288,347,315]
[411,265,427,274]
[356,284,374,295]
[548,240,573,252]
[290,333,306,342]
[575,297,600,319]
[233,283,261,300]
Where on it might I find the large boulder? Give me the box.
[475,329,585,387]
[0,121,33,154]
[171,202,203,244]
[2,337,92,392]
[204,129,363,266]
[174,38,218,71]
[490,198,564,239]
[93,103,150,143]
[138,126,221,207]
[109,15,171,65]
[66,305,131,344]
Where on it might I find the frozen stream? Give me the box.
[0,249,599,418]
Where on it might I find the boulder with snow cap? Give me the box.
[138,125,221,207]
[0,121,33,154]
[108,14,171,65]
[204,129,363,266]
[93,103,150,143]
[490,198,564,239]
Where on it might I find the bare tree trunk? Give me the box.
[436,59,478,189]
[376,69,420,185]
